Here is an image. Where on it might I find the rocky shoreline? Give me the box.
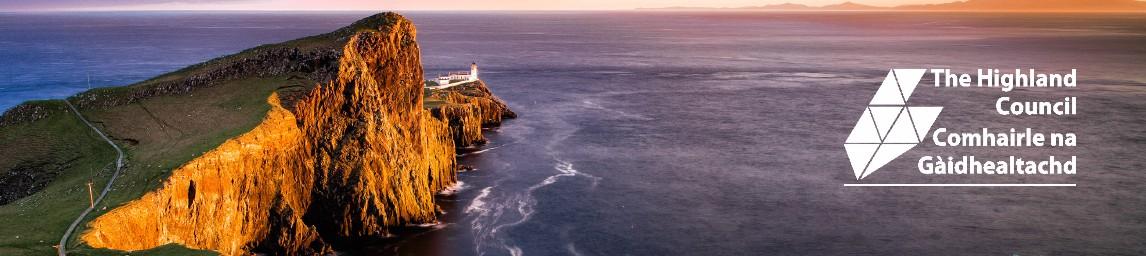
[75,12,515,255]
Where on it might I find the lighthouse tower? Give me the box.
[469,62,479,81]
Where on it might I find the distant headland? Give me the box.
[642,0,1146,12]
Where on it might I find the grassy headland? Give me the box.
[0,15,343,255]
[0,12,514,255]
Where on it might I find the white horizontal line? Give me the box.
[843,143,919,144]
[844,183,1076,187]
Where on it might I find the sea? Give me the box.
[2,11,1145,255]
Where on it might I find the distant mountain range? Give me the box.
[646,0,1146,12]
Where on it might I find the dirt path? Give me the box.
[58,100,124,256]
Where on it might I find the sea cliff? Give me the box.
[76,12,513,255]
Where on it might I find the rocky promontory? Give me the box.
[66,12,513,255]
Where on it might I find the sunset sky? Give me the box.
[3,0,958,11]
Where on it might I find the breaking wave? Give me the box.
[465,155,600,256]
[458,144,507,157]
[438,181,468,196]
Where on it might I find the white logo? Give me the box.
[845,69,942,180]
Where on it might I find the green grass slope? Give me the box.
[0,75,317,255]
[0,101,115,255]
[0,13,406,255]
[0,28,338,256]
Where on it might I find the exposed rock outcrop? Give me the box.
[72,48,342,110]
[0,103,65,127]
[291,15,457,240]
[0,159,73,205]
[80,12,513,255]
[82,94,323,254]
[429,81,517,147]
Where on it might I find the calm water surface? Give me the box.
[3,11,1146,255]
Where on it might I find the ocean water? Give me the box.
[0,11,367,111]
[4,11,1146,255]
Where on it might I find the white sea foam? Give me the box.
[467,185,508,256]
[508,245,524,256]
[567,242,584,256]
[477,157,603,256]
[466,186,494,215]
[408,221,447,229]
[467,130,604,256]
[458,144,504,157]
[438,181,468,196]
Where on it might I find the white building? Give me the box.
[434,62,479,86]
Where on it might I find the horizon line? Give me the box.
[6,0,1146,13]
[5,9,1145,13]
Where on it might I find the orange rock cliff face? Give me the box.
[80,13,513,255]
[431,82,516,147]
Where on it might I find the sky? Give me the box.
[1,0,959,11]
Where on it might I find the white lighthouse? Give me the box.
[469,62,479,81]
[429,63,481,88]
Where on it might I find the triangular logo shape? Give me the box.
[895,69,926,102]
[846,108,882,144]
[844,69,942,180]
[884,113,921,143]
[845,144,879,179]
[868,106,902,141]
[869,71,904,105]
[909,106,942,140]
[860,144,917,179]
